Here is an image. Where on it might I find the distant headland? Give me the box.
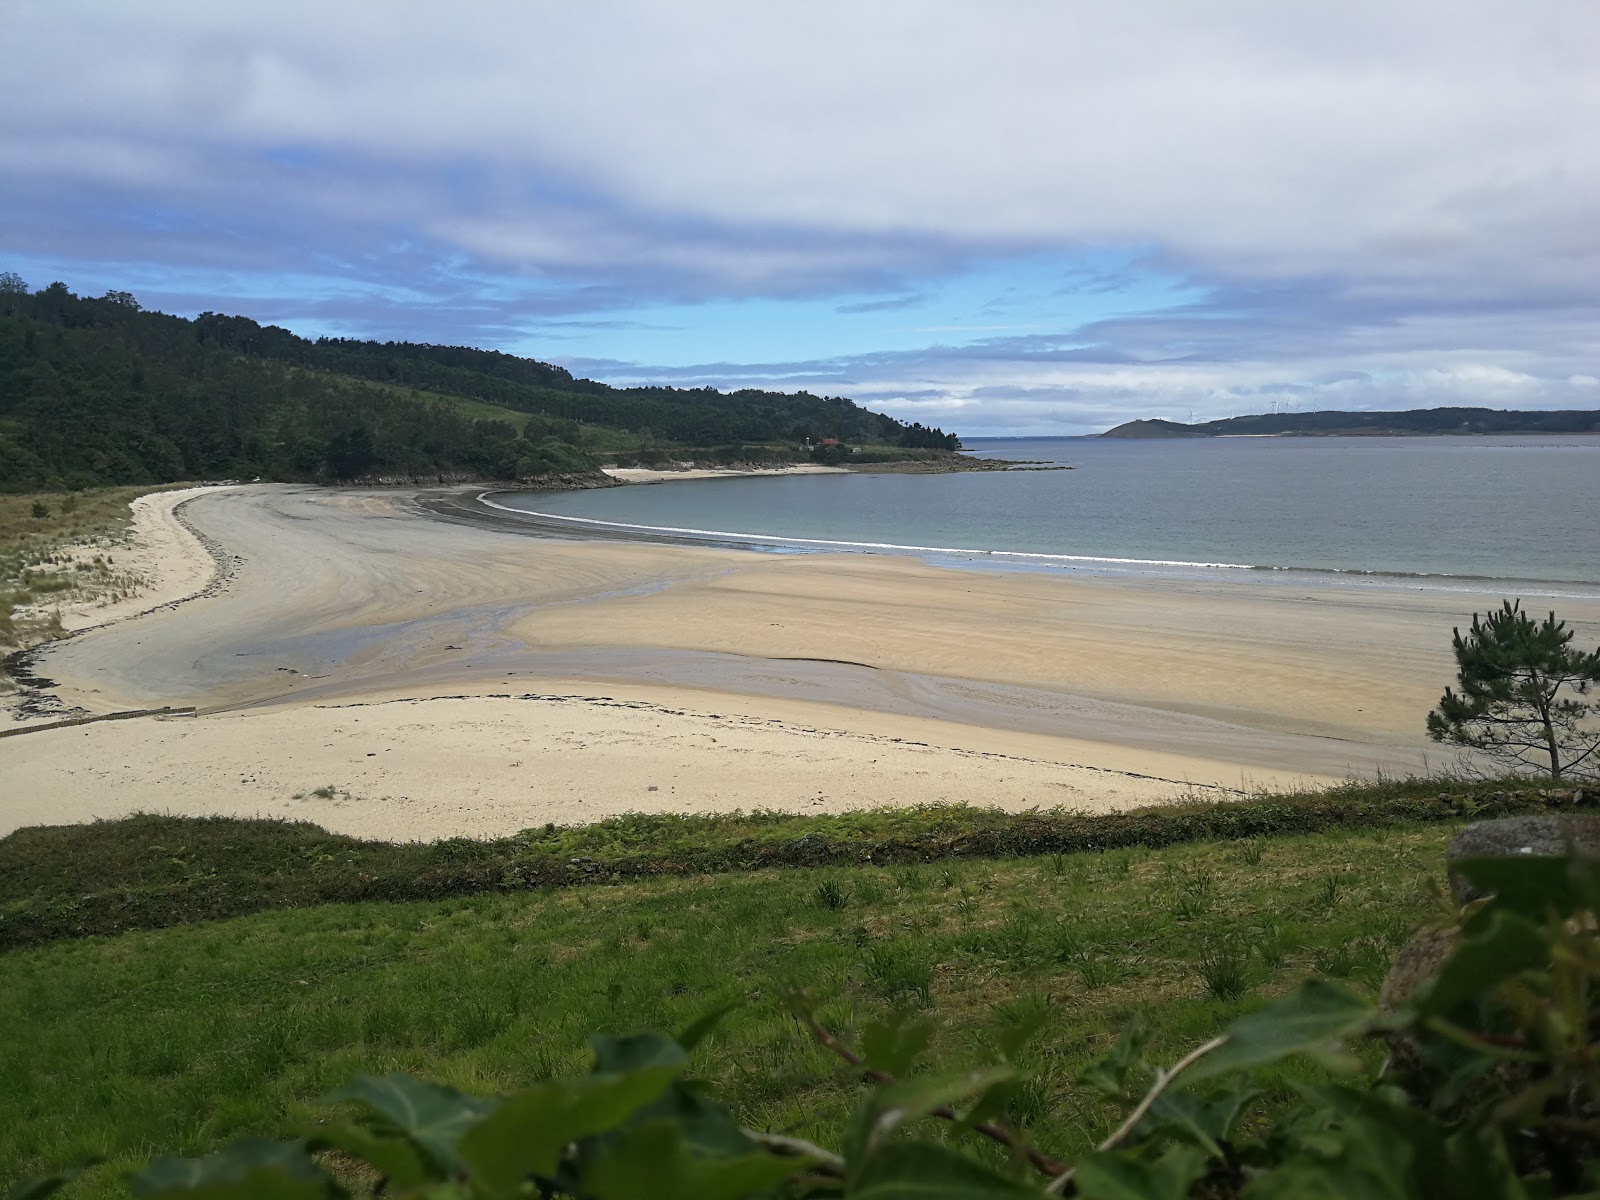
[1098,407,1600,439]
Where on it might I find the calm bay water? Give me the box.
[497,436,1600,591]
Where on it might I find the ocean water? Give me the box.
[493,435,1600,592]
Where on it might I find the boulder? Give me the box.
[1445,814,1600,903]
[1378,926,1457,1012]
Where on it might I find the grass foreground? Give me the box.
[0,778,1577,951]
[4,821,1458,1197]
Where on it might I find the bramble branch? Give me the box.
[799,1009,1068,1178]
[1044,1034,1230,1195]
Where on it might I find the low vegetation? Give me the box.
[3,821,1459,1198]
[2,780,1584,950]
[0,485,179,653]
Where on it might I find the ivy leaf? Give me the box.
[848,1142,1040,1198]
[1074,1145,1208,1200]
[1418,908,1548,1016]
[133,1141,327,1199]
[581,1120,796,1200]
[459,1067,682,1197]
[1185,981,1373,1085]
[329,1075,498,1174]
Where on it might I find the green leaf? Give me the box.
[1418,908,1549,1015]
[589,1032,691,1075]
[861,1010,936,1077]
[1251,1084,1527,1200]
[1245,1160,1399,1200]
[675,1002,739,1052]
[1075,1145,1208,1200]
[582,1120,796,1200]
[588,1030,755,1159]
[330,1075,498,1174]
[6,1171,87,1200]
[133,1141,327,1199]
[1142,1088,1259,1158]
[459,1067,682,1196]
[845,1068,1017,1163]
[307,1123,428,1189]
[848,1142,1040,1198]
[1079,1019,1150,1100]
[1456,854,1586,924]
[1185,981,1374,1085]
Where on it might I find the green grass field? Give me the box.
[1,822,1457,1197]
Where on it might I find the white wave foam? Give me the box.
[476,494,1256,571]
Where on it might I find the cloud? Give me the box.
[835,295,926,315]
[1,0,1596,429]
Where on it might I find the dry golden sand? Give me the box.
[1,688,1250,841]
[7,483,1591,840]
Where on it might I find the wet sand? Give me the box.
[7,482,1580,839]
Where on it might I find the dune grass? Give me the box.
[0,485,188,652]
[1,822,1457,1197]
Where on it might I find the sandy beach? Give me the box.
[7,481,1590,840]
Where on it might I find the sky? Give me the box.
[2,1,1597,435]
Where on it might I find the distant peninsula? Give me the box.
[1099,407,1600,439]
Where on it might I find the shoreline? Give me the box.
[11,481,1589,841]
[470,489,1600,601]
[596,455,1063,487]
[601,464,848,484]
[2,486,236,725]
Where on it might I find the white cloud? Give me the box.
[8,1,1596,282]
[3,0,1597,427]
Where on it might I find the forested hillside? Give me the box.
[0,276,959,491]
[1101,406,1600,438]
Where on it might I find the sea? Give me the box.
[489,435,1600,597]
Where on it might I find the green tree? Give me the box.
[0,271,26,318]
[1427,599,1600,780]
[325,426,379,481]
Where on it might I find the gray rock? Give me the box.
[1378,926,1457,1012]
[1446,814,1600,903]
